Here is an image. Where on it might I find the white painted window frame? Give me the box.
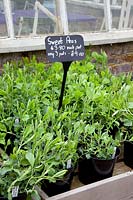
[3,0,14,38]
[0,0,133,53]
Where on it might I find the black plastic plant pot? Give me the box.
[92,148,120,181]
[78,158,96,185]
[41,168,74,197]
[0,197,7,200]
[0,193,27,200]
[124,141,133,168]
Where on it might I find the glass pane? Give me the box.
[11,0,57,36]
[0,0,8,37]
[66,0,105,33]
[112,0,133,30]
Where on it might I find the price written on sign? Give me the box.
[45,35,85,62]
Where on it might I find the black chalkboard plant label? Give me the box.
[45,35,85,110]
[45,35,85,62]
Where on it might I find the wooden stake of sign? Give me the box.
[45,35,85,110]
[58,61,72,111]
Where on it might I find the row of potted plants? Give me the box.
[0,52,133,199]
[0,110,79,199]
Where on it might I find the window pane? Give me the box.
[66,0,105,32]
[0,0,8,37]
[66,0,133,32]
[112,0,133,30]
[11,0,57,36]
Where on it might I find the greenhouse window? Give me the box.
[0,0,133,53]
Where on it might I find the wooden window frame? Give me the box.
[0,0,133,53]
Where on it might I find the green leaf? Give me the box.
[13,169,21,176]
[53,170,67,179]
[22,114,30,122]
[23,125,33,139]
[0,179,5,185]
[0,123,7,132]
[0,132,6,145]
[20,158,30,166]
[0,167,12,176]
[127,102,133,109]
[123,119,132,127]
[102,78,110,84]
[31,190,41,200]
[6,139,11,147]
[0,89,7,96]
[25,152,35,167]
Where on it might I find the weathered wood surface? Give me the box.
[48,171,133,200]
[39,162,133,200]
